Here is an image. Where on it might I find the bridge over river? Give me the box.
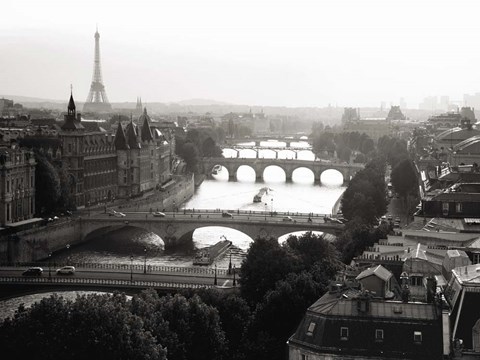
[2,210,344,263]
[203,157,364,184]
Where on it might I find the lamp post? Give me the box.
[214,264,218,286]
[264,202,267,220]
[48,252,52,279]
[173,200,176,217]
[143,248,147,274]
[66,244,70,265]
[228,253,232,275]
[233,265,236,286]
[130,255,134,282]
[271,198,273,216]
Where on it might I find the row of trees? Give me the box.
[0,232,340,360]
[311,129,375,163]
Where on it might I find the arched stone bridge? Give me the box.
[203,157,364,184]
[78,213,344,249]
[223,136,310,147]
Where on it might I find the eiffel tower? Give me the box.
[83,27,112,113]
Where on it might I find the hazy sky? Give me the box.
[2,0,480,108]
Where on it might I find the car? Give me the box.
[114,212,126,217]
[153,211,166,217]
[381,215,387,221]
[282,216,293,222]
[394,217,401,223]
[56,266,75,275]
[107,209,117,216]
[393,221,400,228]
[222,212,233,218]
[387,214,393,221]
[22,267,43,276]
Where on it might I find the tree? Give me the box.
[202,137,223,157]
[179,142,200,173]
[391,158,418,199]
[239,237,298,305]
[0,293,166,360]
[34,152,61,215]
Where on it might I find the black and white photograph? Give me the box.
[1,0,480,359]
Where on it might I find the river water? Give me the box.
[0,140,345,318]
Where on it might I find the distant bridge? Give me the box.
[221,144,312,159]
[203,157,364,184]
[223,136,310,147]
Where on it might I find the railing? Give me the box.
[0,276,218,289]
[0,263,232,276]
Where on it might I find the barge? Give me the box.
[253,187,270,202]
[193,239,232,265]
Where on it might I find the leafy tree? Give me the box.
[391,158,418,199]
[202,137,223,157]
[336,146,352,163]
[239,237,298,305]
[34,152,61,215]
[178,142,200,173]
[0,293,166,360]
[247,272,324,360]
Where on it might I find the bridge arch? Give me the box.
[318,168,346,185]
[178,226,254,251]
[262,165,287,182]
[291,167,315,184]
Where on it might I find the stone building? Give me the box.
[60,93,117,207]
[0,142,36,225]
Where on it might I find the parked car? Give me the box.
[153,211,166,217]
[22,267,43,276]
[387,214,393,221]
[282,216,293,222]
[222,212,233,218]
[394,217,401,223]
[114,212,126,218]
[107,209,117,216]
[56,266,76,275]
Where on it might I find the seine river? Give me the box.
[0,140,345,319]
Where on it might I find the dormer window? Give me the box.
[340,327,349,341]
[306,322,316,336]
[375,329,384,342]
[414,331,422,344]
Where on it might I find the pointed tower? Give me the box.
[140,108,154,142]
[83,27,112,113]
[114,121,129,150]
[62,90,84,130]
[125,117,141,149]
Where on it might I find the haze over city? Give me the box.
[2,0,480,107]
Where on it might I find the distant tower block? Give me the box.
[83,28,112,113]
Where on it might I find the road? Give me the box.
[0,265,236,288]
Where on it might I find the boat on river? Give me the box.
[212,165,222,175]
[193,239,232,265]
[253,187,270,202]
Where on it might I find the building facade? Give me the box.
[0,143,36,225]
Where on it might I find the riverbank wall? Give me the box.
[331,189,345,216]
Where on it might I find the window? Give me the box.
[442,202,449,215]
[375,329,384,342]
[456,202,463,213]
[414,331,422,343]
[306,322,316,336]
[340,327,349,340]
[410,276,423,286]
[473,253,480,264]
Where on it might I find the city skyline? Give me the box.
[3,0,480,108]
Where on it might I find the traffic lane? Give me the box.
[96,212,326,223]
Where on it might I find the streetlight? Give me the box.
[271,198,273,216]
[130,255,134,282]
[143,248,147,274]
[66,244,70,265]
[48,252,52,279]
[214,264,218,286]
[264,202,267,220]
[233,265,236,287]
[228,253,232,275]
[173,200,176,217]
